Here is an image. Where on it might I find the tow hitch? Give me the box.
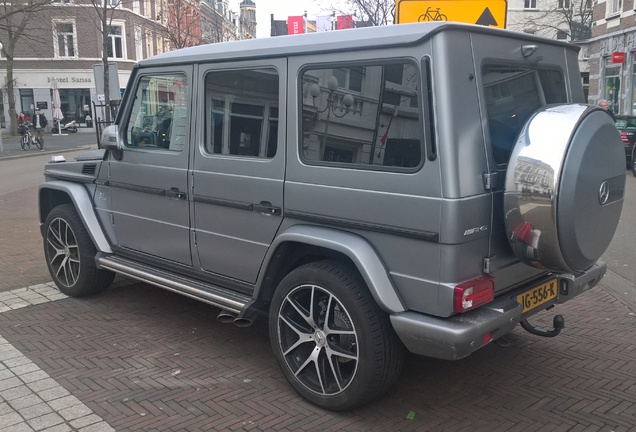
[520,315,565,338]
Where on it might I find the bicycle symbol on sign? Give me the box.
[418,7,448,22]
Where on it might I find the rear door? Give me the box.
[192,60,286,285]
[471,33,571,287]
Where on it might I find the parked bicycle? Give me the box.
[18,123,44,151]
[418,7,447,22]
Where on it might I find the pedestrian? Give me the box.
[16,112,30,136]
[32,108,48,150]
[598,99,616,121]
[16,111,30,125]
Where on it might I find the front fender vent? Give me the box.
[81,163,97,176]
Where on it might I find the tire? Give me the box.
[43,204,115,297]
[269,260,404,411]
[21,134,30,150]
[52,127,59,134]
[70,127,78,133]
[632,145,636,177]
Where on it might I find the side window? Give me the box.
[300,61,422,169]
[126,73,189,152]
[204,68,279,158]
[483,66,566,164]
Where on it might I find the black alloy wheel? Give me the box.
[269,260,404,411]
[44,204,114,297]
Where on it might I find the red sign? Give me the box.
[337,15,354,29]
[612,52,625,63]
[287,16,305,35]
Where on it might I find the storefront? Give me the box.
[1,69,130,130]
[593,31,636,116]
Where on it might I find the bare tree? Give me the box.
[509,0,592,41]
[331,0,394,27]
[163,0,201,49]
[0,0,55,135]
[86,0,123,123]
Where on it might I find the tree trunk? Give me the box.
[6,56,17,136]
[101,0,111,123]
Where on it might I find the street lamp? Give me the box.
[308,75,354,149]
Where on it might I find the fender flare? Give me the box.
[39,181,112,254]
[256,225,406,313]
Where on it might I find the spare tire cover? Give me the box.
[504,104,625,274]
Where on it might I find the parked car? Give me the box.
[614,114,636,170]
[38,22,626,411]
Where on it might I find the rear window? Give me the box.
[616,117,636,129]
[483,65,566,164]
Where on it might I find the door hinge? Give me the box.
[483,172,498,190]
[483,256,496,274]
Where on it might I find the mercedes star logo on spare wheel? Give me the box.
[599,181,610,205]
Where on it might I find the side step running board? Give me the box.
[98,255,251,315]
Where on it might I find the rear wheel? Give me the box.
[44,204,115,297]
[269,260,404,411]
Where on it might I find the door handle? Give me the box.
[165,187,187,200]
[253,201,281,215]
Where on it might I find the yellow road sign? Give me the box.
[395,0,507,29]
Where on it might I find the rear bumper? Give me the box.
[390,260,607,361]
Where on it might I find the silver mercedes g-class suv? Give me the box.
[39,22,625,410]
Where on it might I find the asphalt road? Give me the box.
[0,129,97,160]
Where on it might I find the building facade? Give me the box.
[586,0,636,115]
[0,0,250,131]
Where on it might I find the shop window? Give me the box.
[604,58,621,114]
[300,61,422,170]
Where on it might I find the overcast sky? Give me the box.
[232,0,345,38]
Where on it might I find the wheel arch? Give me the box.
[39,181,112,253]
[254,225,405,313]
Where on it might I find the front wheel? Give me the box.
[21,134,30,150]
[43,204,115,296]
[269,260,404,411]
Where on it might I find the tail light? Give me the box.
[454,275,495,313]
[620,131,629,143]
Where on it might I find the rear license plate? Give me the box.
[516,279,557,313]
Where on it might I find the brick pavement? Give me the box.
[0,186,50,292]
[0,278,634,431]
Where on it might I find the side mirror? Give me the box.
[100,125,123,160]
[100,125,121,151]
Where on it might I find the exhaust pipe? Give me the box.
[217,309,236,324]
